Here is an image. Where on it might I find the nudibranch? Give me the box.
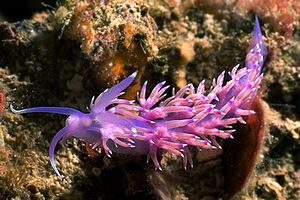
[11,17,267,176]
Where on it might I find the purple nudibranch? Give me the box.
[11,17,267,176]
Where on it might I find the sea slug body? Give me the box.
[11,17,267,176]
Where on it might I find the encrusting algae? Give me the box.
[62,0,157,97]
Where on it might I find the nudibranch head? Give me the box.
[11,72,139,176]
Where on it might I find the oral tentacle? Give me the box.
[10,105,81,116]
[49,126,74,177]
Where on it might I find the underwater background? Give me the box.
[0,0,299,199]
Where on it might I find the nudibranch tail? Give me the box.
[246,16,267,70]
